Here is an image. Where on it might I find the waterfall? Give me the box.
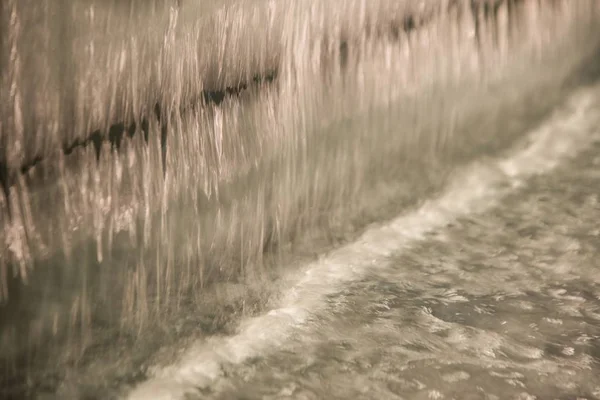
[1,0,599,394]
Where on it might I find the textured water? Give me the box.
[126,85,600,400]
[209,143,600,400]
[220,154,600,400]
[2,1,600,398]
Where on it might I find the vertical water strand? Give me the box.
[2,1,29,287]
[0,194,7,303]
[28,0,51,173]
[0,1,5,201]
[0,1,7,308]
[158,3,178,321]
[5,0,24,181]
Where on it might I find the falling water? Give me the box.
[1,0,600,396]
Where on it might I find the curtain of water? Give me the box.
[0,0,599,386]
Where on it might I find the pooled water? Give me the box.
[1,0,600,397]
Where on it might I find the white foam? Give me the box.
[127,84,600,400]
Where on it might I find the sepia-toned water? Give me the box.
[128,83,600,400]
[1,1,600,398]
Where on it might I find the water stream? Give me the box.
[1,1,600,398]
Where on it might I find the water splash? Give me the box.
[0,0,599,393]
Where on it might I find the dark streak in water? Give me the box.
[0,4,436,202]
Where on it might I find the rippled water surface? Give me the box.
[186,132,600,400]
